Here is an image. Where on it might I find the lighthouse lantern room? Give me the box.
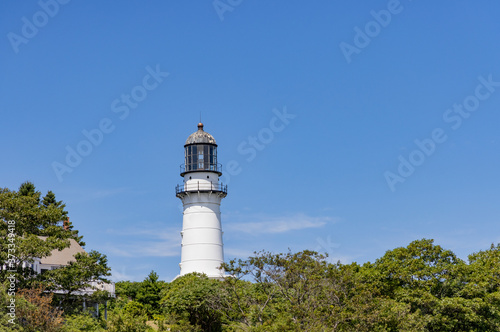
[175,123,227,279]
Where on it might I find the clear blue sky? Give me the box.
[1,1,499,282]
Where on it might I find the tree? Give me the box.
[63,312,106,331]
[42,190,83,246]
[466,243,500,296]
[105,305,151,332]
[15,284,65,331]
[0,182,82,288]
[161,273,223,332]
[238,250,332,330]
[18,181,37,198]
[212,262,275,329]
[136,271,166,318]
[374,238,463,295]
[371,238,500,331]
[458,244,500,331]
[115,280,141,301]
[41,250,111,311]
[220,248,438,331]
[221,250,368,330]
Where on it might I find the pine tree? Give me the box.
[18,181,37,197]
[0,182,81,287]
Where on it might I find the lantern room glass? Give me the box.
[185,144,217,172]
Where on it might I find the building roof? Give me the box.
[185,123,217,145]
[39,237,86,266]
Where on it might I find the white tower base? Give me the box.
[176,173,227,279]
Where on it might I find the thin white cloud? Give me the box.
[103,224,180,258]
[325,254,356,265]
[106,227,179,241]
[107,247,136,258]
[88,187,129,199]
[110,269,136,282]
[105,240,180,258]
[103,213,335,259]
[224,248,255,259]
[110,264,156,282]
[224,212,334,235]
[63,186,131,199]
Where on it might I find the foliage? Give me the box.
[15,284,65,332]
[115,280,141,301]
[220,250,326,330]
[161,273,223,332]
[63,312,105,332]
[220,250,388,331]
[162,313,202,331]
[123,300,146,317]
[40,250,111,311]
[0,181,113,320]
[105,306,153,332]
[213,241,500,331]
[0,281,21,330]
[136,271,166,318]
[0,182,82,288]
[0,238,496,331]
[42,190,83,246]
[370,239,500,331]
[114,271,167,319]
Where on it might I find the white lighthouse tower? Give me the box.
[175,123,227,279]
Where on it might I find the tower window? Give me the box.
[184,143,218,173]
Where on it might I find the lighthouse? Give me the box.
[175,123,227,279]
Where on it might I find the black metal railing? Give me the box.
[175,182,228,196]
[180,163,222,174]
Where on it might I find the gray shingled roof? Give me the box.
[185,123,217,145]
[39,237,86,266]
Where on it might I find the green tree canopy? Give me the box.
[41,250,111,310]
[161,273,223,332]
[0,182,82,287]
[136,270,166,318]
[371,239,500,331]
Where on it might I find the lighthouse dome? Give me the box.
[185,123,216,145]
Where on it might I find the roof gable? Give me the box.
[39,237,86,266]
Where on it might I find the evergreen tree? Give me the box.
[136,270,166,318]
[42,190,62,208]
[41,190,84,246]
[18,181,38,198]
[1,183,87,287]
[41,250,112,312]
